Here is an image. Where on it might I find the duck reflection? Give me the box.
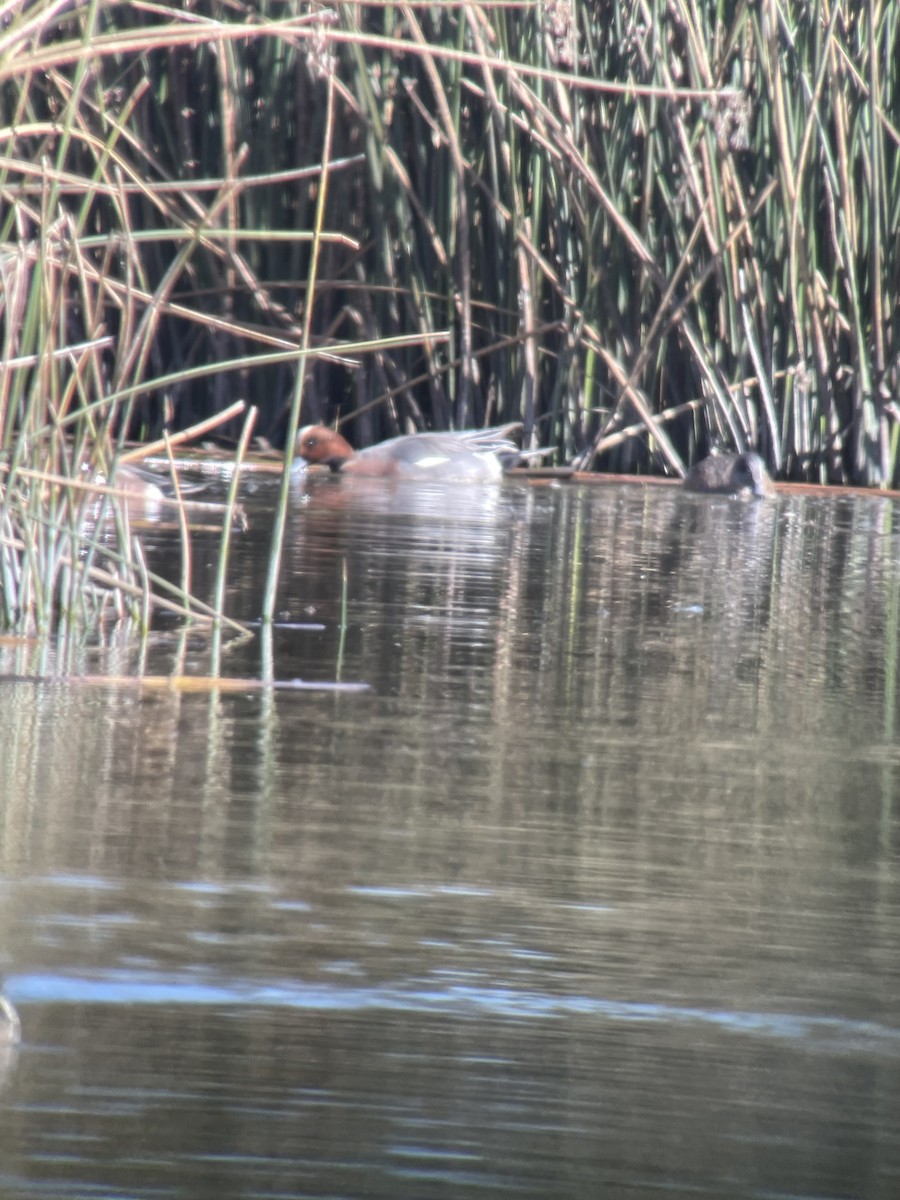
[294,470,513,521]
[282,473,534,694]
[0,993,21,1046]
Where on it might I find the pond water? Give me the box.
[1,472,899,1199]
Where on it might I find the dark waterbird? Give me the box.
[683,452,771,498]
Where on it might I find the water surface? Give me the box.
[1,474,899,1199]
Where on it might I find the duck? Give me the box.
[0,994,21,1045]
[106,462,168,504]
[683,451,771,498]
[80,461,169,506]
[86,461,211,509]
[77,459,249,535]
[294,423,526,483]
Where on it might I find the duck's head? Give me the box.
[732,452,771,498]
[295,426,355,472]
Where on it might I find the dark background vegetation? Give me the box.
[1,0,898,486]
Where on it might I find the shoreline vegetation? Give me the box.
[1,1,898,636]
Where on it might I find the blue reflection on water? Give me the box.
[7,971,899,1056]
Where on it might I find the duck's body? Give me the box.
[683,452,771,498]
[77,460,235,537]
[89,461,212,507]
[82,462,169,506]
[77,461,167,529]
[109,463,168,504]
[295,424,523,483]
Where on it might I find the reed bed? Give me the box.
[1,1,898,632]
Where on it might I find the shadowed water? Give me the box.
[1,474,899,1199]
